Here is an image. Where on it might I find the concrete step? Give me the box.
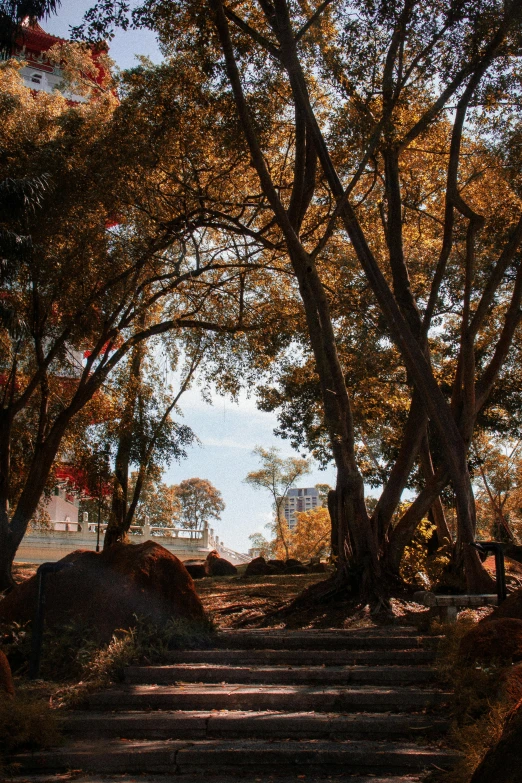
[62,709,450,740]
[211,631,437,650]
[12,738,460,775]
[163,648,436,665]
[124,664,436,685]
[88,683,450,712]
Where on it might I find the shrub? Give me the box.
[0,692,61,767]
[400,518,450,588]
[432,618,513,783]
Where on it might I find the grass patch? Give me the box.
[0,692,61,756]
[54,615,215,707]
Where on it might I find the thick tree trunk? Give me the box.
[0,525,18,592]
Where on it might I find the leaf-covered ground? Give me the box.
[195,572,328,628]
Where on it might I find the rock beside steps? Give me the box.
[11,627,460,783]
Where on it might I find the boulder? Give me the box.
[182,560,207,580]
[285,558,303,568]
[245,556,271,577]
[470,698,522,783]
[500,663,522,705]
[267,559,286,572]
[0,542,206,643]
[286,564,310,574]
[205,551,237,577]
[459,618,522,664]
[484,586,522,623]
[0,649,14,699]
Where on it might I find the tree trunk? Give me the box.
[0,526,18,592]
[419,435,452,545]
[104,342,143,549]
[385,471,449,578]
[0,409,13,590]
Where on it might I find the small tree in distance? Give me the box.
[291,507,331,563]
[174,478,225,532]
[245,446,311,560]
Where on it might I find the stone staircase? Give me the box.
[14,627,460,782]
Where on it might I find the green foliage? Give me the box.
[400,517,450,588]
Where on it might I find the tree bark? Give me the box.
[211,0,384,602]
[104,342,143,548]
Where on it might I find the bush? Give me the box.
[2,614,215,684]
[0,692,61,766]
[400,518,450,588]
[431,618,513,783]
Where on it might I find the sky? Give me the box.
[45,1,337,555]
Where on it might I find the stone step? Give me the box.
[88,683,450,712]
[62,709,450,740]
[163,648,436,665]
[12,738,460,775]
[211,631,437,650]
[125,664,436,685]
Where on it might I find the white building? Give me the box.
[282,487,322,530]
[9,19,105,104]
[44,486,80,530]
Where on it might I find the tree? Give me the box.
[245,446,311,559]
[75,0,522,599]
[248,531,271,558]
[201,0,522,596]
[474,434,522,544]
[0,0,60,56]
[127,471,181,529]
[289,506,331,562]
[103,334,199,548]
[174,478,225,531]
[0,57,276,589]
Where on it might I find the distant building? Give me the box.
[45,484,80,530]
[282,487,322,530]
[8,18,107,104]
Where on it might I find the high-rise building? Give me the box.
[282,487,322,531]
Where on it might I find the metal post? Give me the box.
[29,561,74,679]
[96,479,102,553]
[472,541,507,603]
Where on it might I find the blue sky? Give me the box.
[45,2,337,554]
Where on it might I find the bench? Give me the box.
[413,591,498,623]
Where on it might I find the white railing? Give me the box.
[83,522,212,548]
[24,521,249,565]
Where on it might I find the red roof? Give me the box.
[13,19,110,93]
[16,20,65,54]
